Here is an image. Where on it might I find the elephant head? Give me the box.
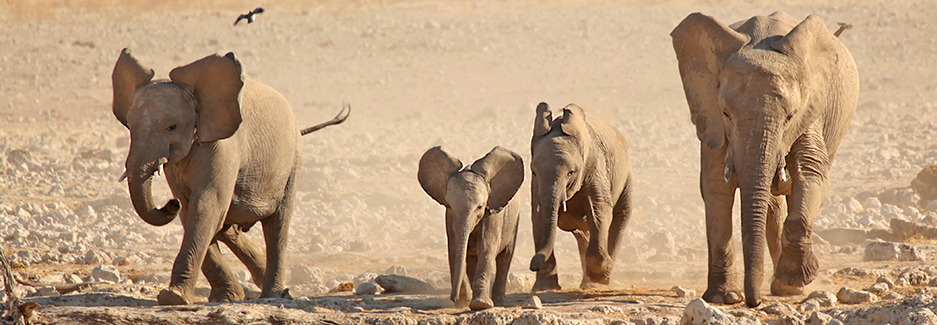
[528,102,592,272]
[418,146,524,303]
[111,48,244,226]
[672,12,852,307]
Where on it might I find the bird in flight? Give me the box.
[234,7,264,26]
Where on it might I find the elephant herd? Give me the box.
[109,11,859,309]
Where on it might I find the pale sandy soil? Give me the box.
[1,0,936,324]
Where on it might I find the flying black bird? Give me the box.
[234,7,264,26]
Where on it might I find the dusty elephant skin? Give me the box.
[528,102,634,292]
[418,146,524,310]
[671,12,859,307]
[111,49,347,305]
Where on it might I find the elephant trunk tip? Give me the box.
[530,253,547,271]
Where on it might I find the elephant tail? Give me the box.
[300,102,350,135]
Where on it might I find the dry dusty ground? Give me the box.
[1,0,937,324]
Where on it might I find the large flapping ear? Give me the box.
[418,146,463,206]
[112,48,155,128]
[533,102,553,138]
[556,103,589,139]
[471,146,524,212]
[771,15,838,75]
[671,12,749,150]
[169,52,245,142]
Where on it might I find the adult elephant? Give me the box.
[528,102,633,291]
[111,48,349,305]
[671,12,858,307]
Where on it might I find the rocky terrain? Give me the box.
[1,0,937,324]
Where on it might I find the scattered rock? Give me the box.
[805,312,838,325]
[797,299,821,313]
[890,218,937,240]
[806,290,837,307]
[36,286,60,297]
[760,301,797,317]
[336,282,354,292]
[863,239,925,262]
[676,287,696,298]
[681,298,734,325]
[91,264,120,283]
[289,264,322,286]
[882,292,903,300]
[589,305,623,314]
[522,295,542,309]
[911,165,937,205]
[867,282,889,294]
[374,275,435,294]
[354,272,378,285]
[898,268,929,286]
[384,265,409,276]
[836,287,878,304]
[354,282,381,295]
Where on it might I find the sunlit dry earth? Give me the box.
[1,0,937,323]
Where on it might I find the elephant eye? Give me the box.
[786,114,794,122]
[166,124,177,132]
[723,110,730,119]
[567,170,575,177]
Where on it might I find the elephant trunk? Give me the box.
[530,187,562,272]
[447,217,472,303]
[735,132,781,308]
[127,156,179,226]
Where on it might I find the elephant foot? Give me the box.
[209,283,246,303]
[492,294,506,307]
[770,276,805,296]
[260,288,293,299]
[773,245,819,294]
[469,297,494,310]
[157,288,192,305]
[532,274,561,292]
[702,285,742,305]
[453,297,470,309]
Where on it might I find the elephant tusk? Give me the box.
[779,168,789,183]
[724,165,732,182]
[157,163,164,177]
[117,170,128,182]
[562,200,567,212]
[536,204,540,213]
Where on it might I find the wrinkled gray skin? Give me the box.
[112,49,346,305]
[672,12,858,307]
[529,103,633,292]
[418,146,524,310]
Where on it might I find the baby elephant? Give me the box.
[418,146,524,310]
[529,102,633,291]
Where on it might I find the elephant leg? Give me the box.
[772,131,827,296]
[202,239,246,302]
[158,216,224,305]
[492,247,513,307]
[469,223,500,310]
[584,197,613,285]
[573,229,599,289]
[216,224,267,289]
[700,144,742,305]
[606,177,634,270]
[260,212,290,298]
[765,195,786,268]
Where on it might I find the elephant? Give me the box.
[418,146,524,310]
[111,48,349,305]
[671,12,858,307]
[528,102,633,291]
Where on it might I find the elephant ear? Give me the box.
[557,103,588,139]
[169,52,245,143]
[671,12,749,150]
[771,15,838,76]
[533,102,553,138]
[471,146,524,213]
[112,48,155,129]
[418,146,463,206]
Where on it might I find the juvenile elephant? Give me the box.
[671,12,858,307]
[418,146,524,310]
[111,49,349,305]
[528,102,633,291]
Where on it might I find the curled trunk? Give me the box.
[127,157,179,226]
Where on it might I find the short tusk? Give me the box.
[536,204,540,213]
[562,200,567,212]
[157,163,164,177]
[117,170,128,182]
[724,165,731,182]
[779,168,789,183]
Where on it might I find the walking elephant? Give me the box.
[418,146,524,310]
[671,12,858,307]
[111,48,349,305]
[528,102,633,291]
